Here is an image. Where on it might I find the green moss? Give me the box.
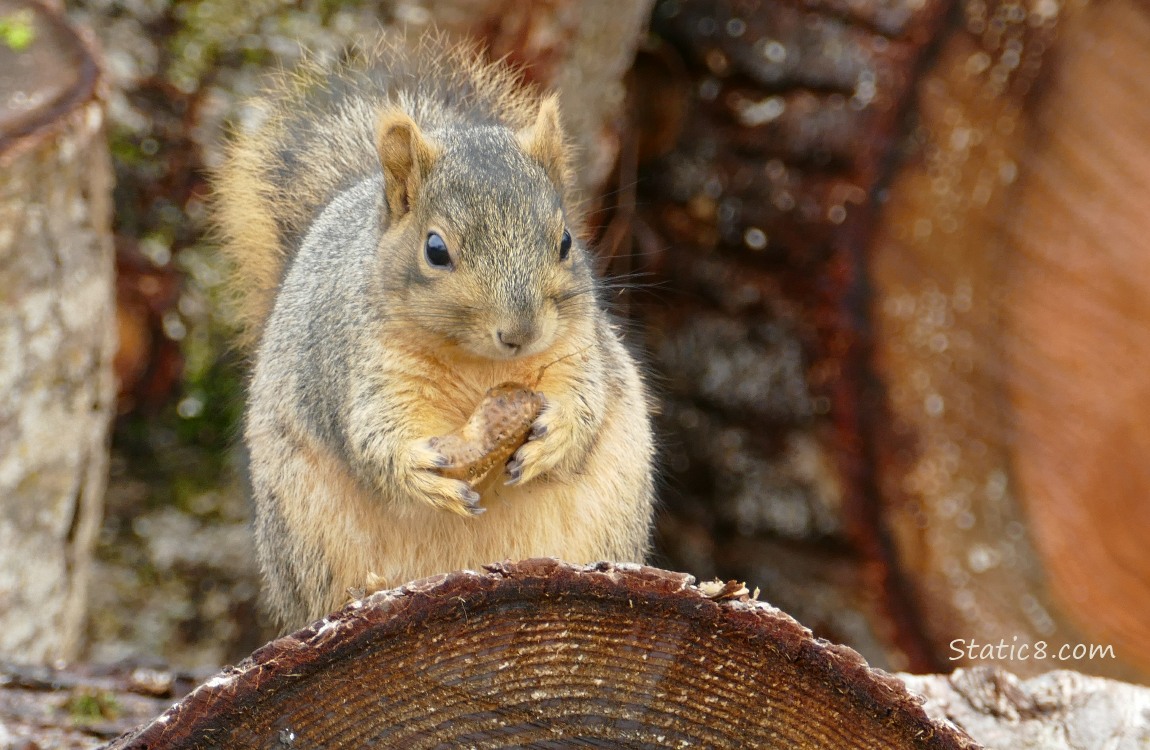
[108,128,146,167]
[66,690,121,723]
[0,10,35,51]
[167,0,287,89]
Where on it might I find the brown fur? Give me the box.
[377,110,439,219]
[517,95,571,188]
[213,34,654,630]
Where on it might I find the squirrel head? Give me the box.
[375,97,594,361]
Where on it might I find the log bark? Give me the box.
[104,560,977,750]
[633,0,953,673]
[0,0,114,664]
[902,667,1150,748]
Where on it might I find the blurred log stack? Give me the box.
[0,0,114,663]
[630,0,1150,681]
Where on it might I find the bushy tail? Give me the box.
[211,34,540,349]
[211,102,290,351]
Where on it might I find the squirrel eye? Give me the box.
[559,229,572,261]
[425,232,453,269]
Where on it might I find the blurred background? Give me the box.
[3,0,1149,693]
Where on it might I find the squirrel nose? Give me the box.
[496,326,535,353]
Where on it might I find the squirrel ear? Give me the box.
[376,110,437,219]
[517,95,570,188]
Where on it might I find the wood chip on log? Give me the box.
[104,560,978,749]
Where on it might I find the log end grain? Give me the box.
[106,560,979,749]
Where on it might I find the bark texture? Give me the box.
[0,0,114,663]
[633,0,953,673]
[903,667,1150,749]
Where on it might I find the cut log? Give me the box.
[634,0,1150,682]
[0,0,113,664]
[869,0,1150,681]
[6,641,1149,749]
[104,560,978,749]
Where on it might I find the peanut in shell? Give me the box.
[429,383,545,488]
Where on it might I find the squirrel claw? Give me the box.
[462,488,487,515]
[504,457,523,485]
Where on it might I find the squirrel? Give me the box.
[212,36,656,630]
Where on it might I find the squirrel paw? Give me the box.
[405,439,486,517]
[504,400,569,486]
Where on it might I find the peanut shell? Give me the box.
[429,382,545,487]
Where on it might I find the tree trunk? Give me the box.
[633,0,954,674]
[0,0,114,664]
